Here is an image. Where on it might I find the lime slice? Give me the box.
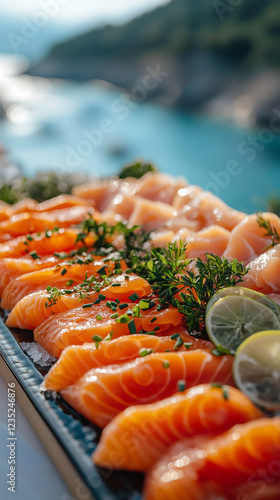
[206,296,280,353]
[234,330,280,411]
[206,286,280,319]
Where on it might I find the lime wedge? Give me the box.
[234,330,280,411]
[206,296,280,353]
[206,286,280,319]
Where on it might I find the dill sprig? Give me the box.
[129,241,248,333]
[256,213,280,249]
[177,253,248,332]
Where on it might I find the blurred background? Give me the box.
[0,0,280,213]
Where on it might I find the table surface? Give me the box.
[0,373,71,500]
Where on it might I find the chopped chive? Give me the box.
[154,326,160,331]
[61,268,67,276]
[128,293,139,302]
[222,386,229,400]
[162,360,170,369]
[26,235,33,241]
[124,275,129,280]
[92,335,102,342]
[111,283,121,287]
[150,317,157,323]
[93,298,101,305]
[45,301,48,308]
[106,301,112,308]
[145,331,156,336]
[98,294,106,300]
[165,349,170,352]
[64,290,73,295]
[119,303,128,310]
[184,342,193,349]
[96,315,103,320]
[148,301,156,309]
[174,336,184,350]
[210,382,223,388]
[156,305,161,311]
[29,251,40,260]
[103,331,113,341]
[111,301,118,307]
[177,380,186,392]
[111,313,118,319]
[139,348,154,357]
[97,266,106,275]
[82,303,94,308]
[128,319,137,334]
[171,333,180,340]
[139,300,149,310]
[126,309,133,316]
[125,269,133,274]
[115,298,120,304]
[66,279,74,286]
[211,346,233,357]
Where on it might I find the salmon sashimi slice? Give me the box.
[73,178,121,211]
[0,201,10,222]
[42,334,195,391]
[242,245,280,294]
[176,225,230,259]
[6,272,151,330]
[0,228,94,259]
[0,255,63,297]
[1,259,109,310]
[60,350,234,428]
[34,194,95,212]
[224,213,280,265]
[33,303,183,358]
[128,197,176,232]
[144,417,280,500]
[133,172,187,205]
[172,185,245,231]
[93,384,262,471]
[0,205,95,238]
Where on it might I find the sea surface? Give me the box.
[1,75,280,213]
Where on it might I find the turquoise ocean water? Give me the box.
[1,78,280,213]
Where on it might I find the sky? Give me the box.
[0,0,170,25]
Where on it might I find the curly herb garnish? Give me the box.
[256,213,280,250]
[129,241,248,333]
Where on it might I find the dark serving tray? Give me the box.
[0,315,144,500]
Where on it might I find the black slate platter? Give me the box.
[0,315,144,500]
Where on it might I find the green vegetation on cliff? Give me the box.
[50,0,280,67]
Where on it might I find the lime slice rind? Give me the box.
[206,296,280,353]
[234,330,280,411]
[206,286,280,319]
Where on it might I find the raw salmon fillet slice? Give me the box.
[242,245,280,294]
[172,185,245,231]
[6,272,151,330]
[0,205,94,238]
[1,259,107,310]
[33,303,183,358]
[0,228,94,259]
[180,225,230,259]
[224,212,280,264]
[93,384,262,471]
[0,255,62,297]
[42,334,196,391]
[61,350,234,428]
[144,417,280,500]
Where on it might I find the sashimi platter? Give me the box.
[0,167,280,499]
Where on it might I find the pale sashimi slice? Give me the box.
[224,213,280,265]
